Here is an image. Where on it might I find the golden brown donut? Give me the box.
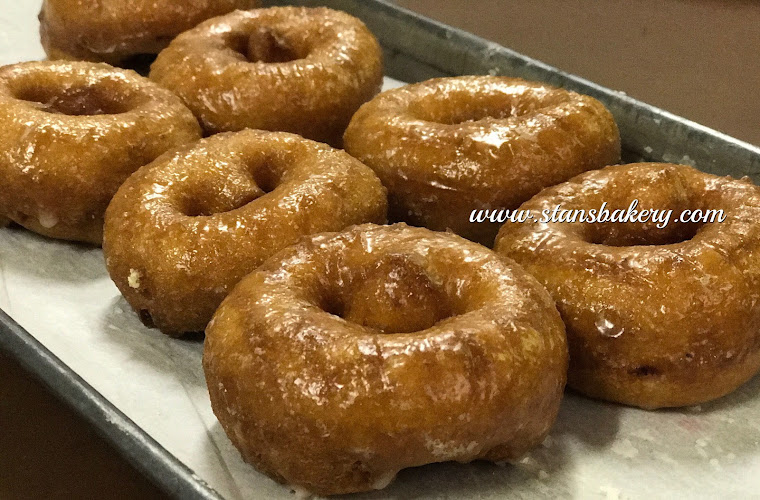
[149,7,383,145]
[0,61,201,244]
[39,0,259,65]
[204,223,568,496]
[344,76,621,245]
[103,130,387,336]
[495,163,760,409]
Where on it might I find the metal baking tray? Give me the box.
[269,0,760,179]
[1,1,759,499]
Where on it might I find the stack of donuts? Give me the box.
[1,0,758,495]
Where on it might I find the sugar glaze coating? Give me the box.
[495,163,760,409]
[204,223,568,495]
[104,130,387,336]
[39,0,259,65]
[0,61,201,244]
[150,7,383,146]
[344,76,620,245]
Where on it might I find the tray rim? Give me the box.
[302,0,760,178]
[3,1,760,499]
[0,309,223,500]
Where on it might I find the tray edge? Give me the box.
[0,308,224,500]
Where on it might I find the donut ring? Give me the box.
[0,61,201,244]
[103,130,387,336]
[344,76,621,245]
[150,7,383,145]
[39,0,259,65]
[495,163,760,409]
[204,223,568,495]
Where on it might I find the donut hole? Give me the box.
[320,296,346,319]
[180,162,282,217]
[412,99,514,125]
[323,254,453,334]
[13,84,133,116]
[182,191,263,218]
[409,88,560,125]
[420,104,513,125]
[248,161,281,194]
[577,168,717,247]
[587,220,705,247]
[229,28,303,63]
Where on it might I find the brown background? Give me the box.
[397,0,760,147]
[2,1,759,499]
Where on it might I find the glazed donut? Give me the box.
[103,130,387,336]
[495,163,760,409]
[0,61,201,244]
[149,7,383,145]
[39,0,259,65]
[344,76,621,245]
[204,223,568,495]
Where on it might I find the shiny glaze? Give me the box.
[204,223,568,495]
[150,7,384,146]
[495,163,760,409]
[39,0,260,64]
[103,130,387,336]
[0,61,201,244]
[344,76,621,245]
